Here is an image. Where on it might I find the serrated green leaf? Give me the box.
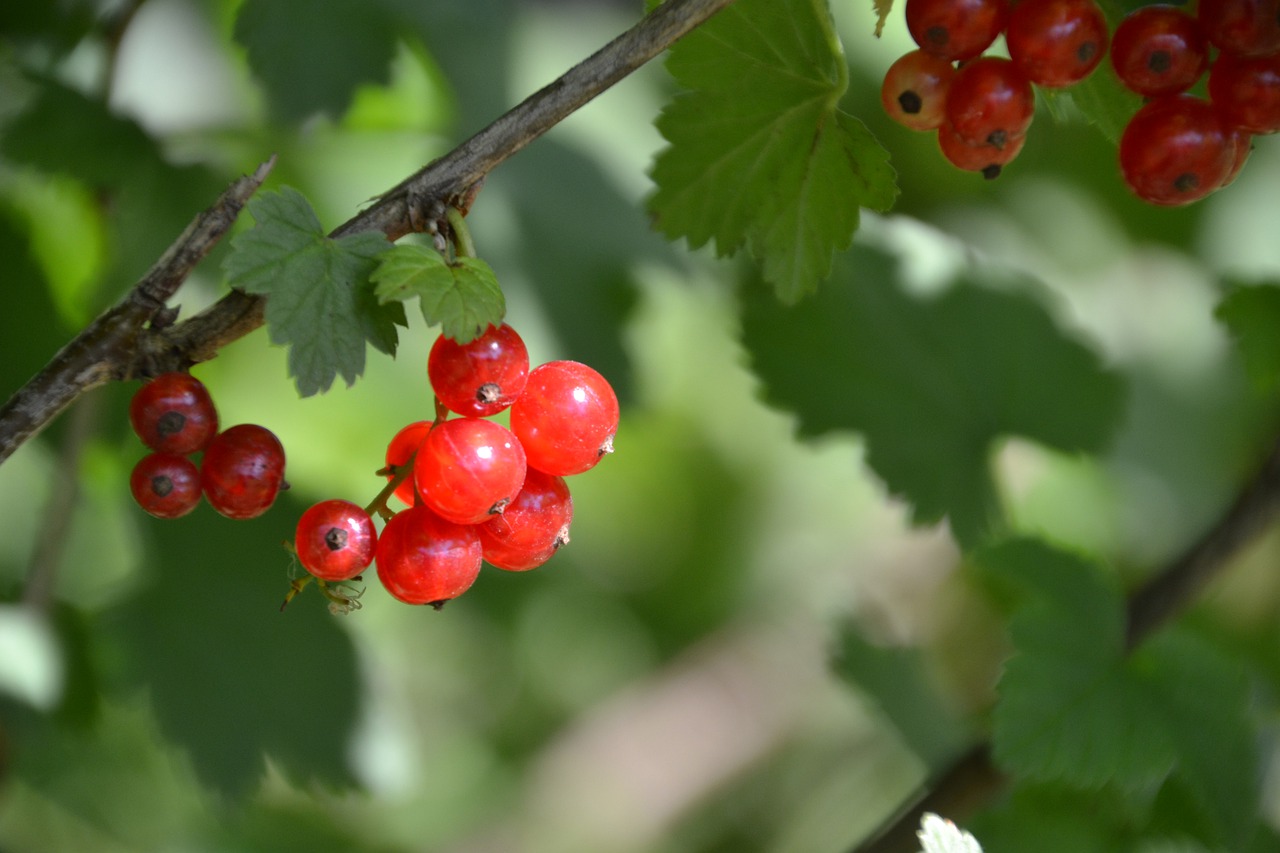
[1215,284,1280,392]
[649,0,896,302]
[740,241,1126,546]
[222,187,403,397]
[371,244,504,345]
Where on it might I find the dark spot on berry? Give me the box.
[926,25,949,46]
[429,600,447,611]
[324,527,349,552]
[981,164,1003,180]
[150,475,174,497]
[1076,41,1098,64]
[897,90,924,114]
[1174,172,1200,192]
[476,382,501,404]
[1148,50,1172,74]
[157,411,186,437]
[553,524,572,550]
[987,129,1008,149]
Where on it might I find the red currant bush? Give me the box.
[428,323,530,417]
[1198,0,1280,57]
[130,452,202,519]
[1006,0,1109,88]
[905,0,1009,60]
[944,57,1037,150]
[295,499,378,582]
[479,468,573,571]
[384,420,432,506]
[1119,95,1237,205]
[1110,5,1210,97]
[201,424,287,520]
[413,417,527,524]
[881,50,957,131]
[510,360,620,477]
[376,505,483,606]
[1209,52,1280,134]
[129,372,219,455]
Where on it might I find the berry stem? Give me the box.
[445,206,477,259]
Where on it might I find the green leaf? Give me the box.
[233,0,398,122]
[1215,284,1280,392]
[649,0,896,302]
[740,242,1126,546]
[1062,64,1143,145]
[222,187,404,397]
[371,244,505,345]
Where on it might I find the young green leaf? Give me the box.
[1215,284,1280,392]
[222,187,405,397]
[649,0,897,303]
[370,244,505,345]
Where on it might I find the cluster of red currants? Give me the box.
[293,323,619,610]
[129,373,286,520]
[880,0,1279,204]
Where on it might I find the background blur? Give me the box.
[1,0,1279,850]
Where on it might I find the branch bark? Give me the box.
[0,0,736,466]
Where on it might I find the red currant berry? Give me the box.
[130,452,202,519]
[1209,52,1280,134]
[376,505,482,606]
[413,418,526,525]
[944,57,1036,150]
[201,424,287,520]
[129,372,219,455]
[1006,0,1109,88]
[1119,95,1236,205]
[1222,127,1254,186]
[1110,6,1210,97]
[295,499,377,582]
[479,469,573,572]
[881,50,957,131]
[1198,0,1280,58]
[428,324,530,417]
[384,420,431,506]
[905,0,1009,60]
[937,121,1027,178]
[510,361,620,477]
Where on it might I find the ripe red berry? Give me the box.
[413,418,527,525]
[1222,127,1254,186]
[1209,52,1280,134]
[937,121,1027,178]
[130,452,202,519]
[944,57,1036,150]
[428,324,530,417]
[129,372,219,455]
[1110,6,1210,97]
[905,0,1009,60]
[479,469,573,572]
[384,420,432,506]
[881,50,957,131]
[295,499,377,582]
[375,505,482,606]
[201,424,287,520]
[1006,0,1109,87]
[510,360,620,477]
[1119,95,1237,205]
[1198,0,1280,58]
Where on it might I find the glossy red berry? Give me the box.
[1209,52,1280,134]
[510,360,620,477]
[129,372,219,455]
[479,469,573,572]
[944,58,1036,150]
[130,452,202,519]
[201,424,287,520]
[428,324,530,417]
[1006,0,1109,87]
[881,50,957,131]
[375,505,482,606]
[1110,6,1210,97]
[413,418,526,525]
[905,0,1009,60]
[1198,0,1280,58]
[384,420,431,506]
[1222,127,1254,186]
[937,121,1027,178]
[1119,95,1236,205]
[295,499,377,582]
